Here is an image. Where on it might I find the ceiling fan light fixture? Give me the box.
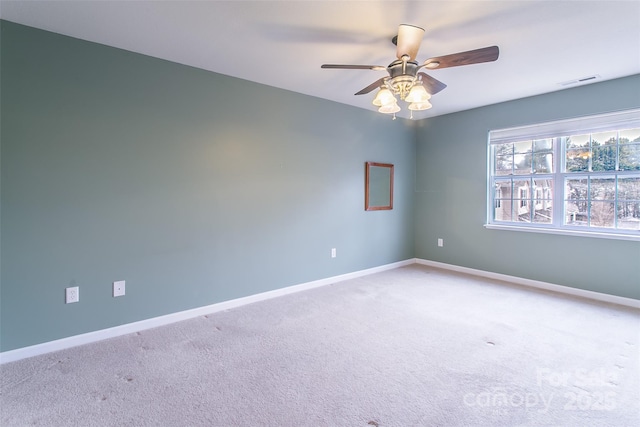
[405,84,431,103]
[372,88,396,106]
[321,23,500,119]
[408,101,432,111]
[378,103,401,114]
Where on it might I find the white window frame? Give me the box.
[485,109,640,241]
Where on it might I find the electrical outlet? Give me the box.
[113,280,126,297]
[65,286,79,304]
[438,238,444,247]
[331,248,337,258]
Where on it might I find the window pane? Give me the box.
[617,201,640,230]
[494,155,513,175]
[591,145,617,171]
[566,148,591,172]
[514,141,532,154]
[494,205,513,221]
[566,178,588,200]
[514,179,531,222]
[532,179,553,223]
[590,177,615,200]
[533,152,553,173]
[493,180,513,221]
[618,177,640,230]
[618,177,640,199]
[566,134,590,149]
[513,154,532,175]
[512,141,533,175]
[533,139,553,151]
[591,131,617,146]
[565,178,588,226]
[619,144,640,171]
[619,128,640,144]
[565,202,588,226]
[494,143,513,156]
[590,201,615,228]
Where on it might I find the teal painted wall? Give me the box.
[415,74,640,300]
[0,21,416,351]
[2,20,638,353]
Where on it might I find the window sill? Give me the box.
[484,223,640,242]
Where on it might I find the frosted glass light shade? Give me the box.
[372,88,396,106]
[408,101,432,111]
[378,103,401,114]
[405,84,431,103]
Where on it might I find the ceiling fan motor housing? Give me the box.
[387,60,420,100]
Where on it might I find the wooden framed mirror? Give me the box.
[365,162,394,211]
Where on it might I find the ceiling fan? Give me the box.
[321,24,499,117]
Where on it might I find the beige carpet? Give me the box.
[1,265,639,426]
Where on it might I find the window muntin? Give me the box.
[564,176,618,228]
[489,115,640,238]
[492,177,554,224]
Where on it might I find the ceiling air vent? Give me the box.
[559,75,601,86]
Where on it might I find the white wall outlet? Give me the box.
[331,248,337,258]
[438,238,444,247]
[65,286,79,304]
[113,280,126,297]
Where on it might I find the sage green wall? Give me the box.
[3,20,637,354]
[0,21,416,352]
[415,74,640,300]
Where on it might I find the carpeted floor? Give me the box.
[1,264,639,426]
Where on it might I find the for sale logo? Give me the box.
[462,367,618,414]
[536,367,617,411]
[463,388,555,414]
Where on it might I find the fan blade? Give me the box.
[396,24,425,61]
[422,46,499,69]
[418,72,447,95]
[355,78,388,95]
[321,64,386,71]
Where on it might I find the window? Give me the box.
[487,109,640,240]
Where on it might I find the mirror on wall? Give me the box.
[365,162,394,211]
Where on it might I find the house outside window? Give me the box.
[487,109,640,240]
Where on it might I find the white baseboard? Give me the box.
[415,258,640,309]
[0,259,414,365]
[3,258,636,364]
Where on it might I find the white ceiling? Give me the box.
[1,0,639,120]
